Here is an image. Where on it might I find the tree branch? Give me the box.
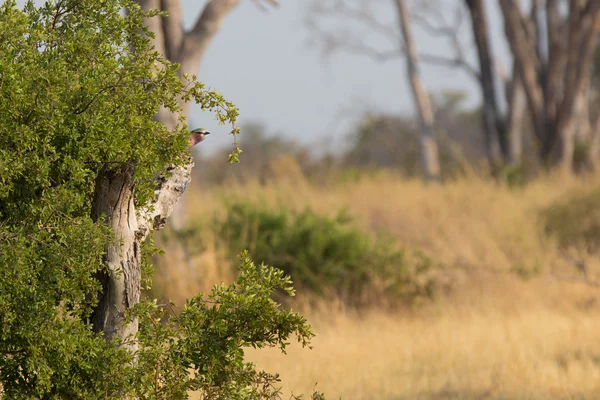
[411,7,479,79]
[419,53,479,79]
[251,0,279,12]
[159,0,184,60]
[306,5,479,78]
[176,0,243,75]
[136,158,194,241]
[499,0,546,142]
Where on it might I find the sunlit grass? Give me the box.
[155,168,600,399]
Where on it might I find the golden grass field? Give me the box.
[156,169,600,400]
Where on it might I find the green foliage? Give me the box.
[542,188,600,253]
[497,164,526,188]
[128,251,318,399]
[0,1,317,398]
[214,200,436,306]
[1,250,318,398]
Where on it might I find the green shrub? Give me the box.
[541,188,600,253]
[0,249,322,399]
[0,0,318,397]
[214,200,436,307]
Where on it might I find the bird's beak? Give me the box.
[203,131,211,136]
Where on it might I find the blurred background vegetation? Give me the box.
[151,119,600,398]
[144,0,600,398]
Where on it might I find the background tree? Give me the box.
[305,0,441,181]
[137,0,278,226]
[412,0,526,172]
[496,0,600,173]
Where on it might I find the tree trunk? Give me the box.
[89,0,247,349]
[498,0,547,148]
[574,87,592,143]
[91,160,195,346]
[465,0,505,171]
[498,0,600,173]
[553,2,600,173]
[90,163,140,351]
[586,115,600,171]
[394,0,440,181]
[505,73,525,167]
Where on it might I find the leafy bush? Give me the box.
[0,0,320,398]
[542,188,600,253]
[214,200,436,306]
[0,249,322,399]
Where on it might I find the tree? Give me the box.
[136,0,278,226]
[0,1,318,398]
[463,0,525,171]
[495,0,600,173]
[343,91,481,178]
[305,0,441,181]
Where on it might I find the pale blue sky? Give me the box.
[17,0,513,155]
[184,0,513,155]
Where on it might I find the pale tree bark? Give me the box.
[304,0,445,181]
[91,0,276,347]
[90,163,139,349]
[91,160,195,348]
[574,87,592,144]
[395,0,440,181]
[504,72,525,167]
[587,117,600,171]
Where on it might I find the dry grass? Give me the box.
[155,171,600,399]
[245,293,600,400]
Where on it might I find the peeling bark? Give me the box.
[90,159,194,347]
[90,163,139,349]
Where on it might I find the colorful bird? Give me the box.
[189,128,210,148]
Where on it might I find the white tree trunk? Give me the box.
[90,163,139,350]
[90,0,248,348]
[394,0,440,181]
[91,160,194,346]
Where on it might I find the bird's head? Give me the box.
[189,128,210,148]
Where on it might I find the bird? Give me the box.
[189,128,210,148]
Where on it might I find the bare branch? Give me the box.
[306,0,400,48]
[251,0,279,12]
[176,0,243,75]
[419,53,479,79]
[411,8,479,78]
[306,0,478,78]
[411,12,453,37]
